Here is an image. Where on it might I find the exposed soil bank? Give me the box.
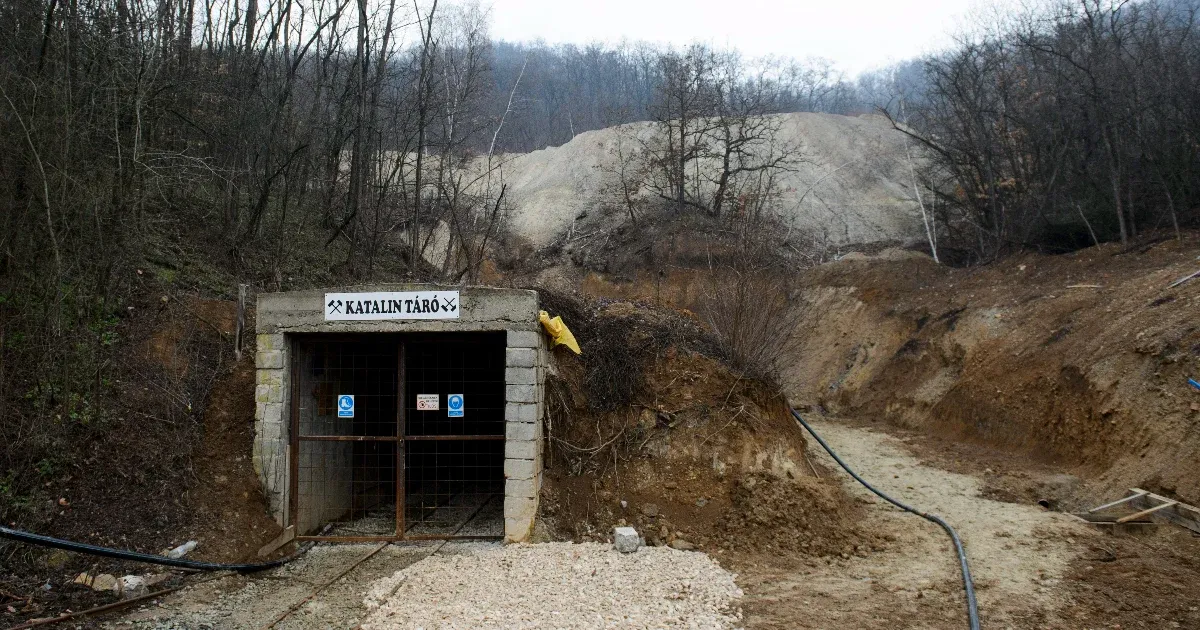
[535,294,871,557]
[784,237,1200,508]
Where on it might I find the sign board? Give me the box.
[416,394,439,411]
[324,291,460,321]
[447,394,464,418]
[337,394,354,418]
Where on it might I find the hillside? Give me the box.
[492,113,924,250]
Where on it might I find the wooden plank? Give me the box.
[1070,513,1159,534]
[1167,268,1200,289]
[258,525,296,558]
[1116,501,1178,524]
[1129,488,1200,534]
[1086,491,1148,514]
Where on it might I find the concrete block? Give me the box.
[504,517,533,543]
[506,384,537,403]
[256,351,284,369]
[613,527,641,553]
[504,496,537,521]
[257,369,283,386]
[505,403,537,423]
[505,367,537,385]
[259,420,285,443]
[506,478,536,498]
[262,402,283,425]
[504,459,535,480]
[506,422,537,442]
[257,333,284,352]
[506,348,536,368]
[505,440,536,460]
[256,384,282,404]
[507,330,541,348]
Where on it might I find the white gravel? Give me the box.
[361,542,744,629]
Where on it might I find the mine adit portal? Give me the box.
[253,286,547,543]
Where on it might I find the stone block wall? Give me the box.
[254,332,290,525]
[501,329,548,542]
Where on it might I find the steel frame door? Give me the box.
[289,335,504,542]
[291,337,403,542]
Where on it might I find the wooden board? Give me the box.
[1086,491,1147,513]
[1128,488,1200,534]
[1069,513,1159,535]
[258,525,296,558]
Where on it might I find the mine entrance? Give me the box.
[291,333,505,541]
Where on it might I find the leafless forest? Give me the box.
[2,0,1200,558]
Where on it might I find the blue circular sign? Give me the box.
[338,395,354,410]
[448,394,463,410]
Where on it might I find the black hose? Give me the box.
[0,525,307,573]
[790,408,981,630]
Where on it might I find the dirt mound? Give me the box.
[717,473,870,556]
[536,291,870,556]
[783,233,1200,509]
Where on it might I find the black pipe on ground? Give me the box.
[790,408,982,630]
[0,526,305,573]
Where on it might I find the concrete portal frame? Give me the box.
[253,284,546,543]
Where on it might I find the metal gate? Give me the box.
[290,333,505,541]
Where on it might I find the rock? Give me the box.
[669,539,696,551]
[144,573,172,587]
[118,575,149,599]
[640,503,659,518]
[74,572,119,591]
[166,540,199,559]
[613,527,641,553]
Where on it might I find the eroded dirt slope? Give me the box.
[783,238,1200,507]
[535,292,871,557]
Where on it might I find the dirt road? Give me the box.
[733,417,1200,630]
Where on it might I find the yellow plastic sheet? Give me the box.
[538,310,582,355]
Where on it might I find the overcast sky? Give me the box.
[488,0,996,75]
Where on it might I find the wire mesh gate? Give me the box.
[290,333,506,541]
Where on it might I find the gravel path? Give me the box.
[361,542,743,629]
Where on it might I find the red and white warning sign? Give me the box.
[416,394,439,411]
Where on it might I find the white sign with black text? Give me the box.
[324,291,460,321]
[416,394,439,411]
